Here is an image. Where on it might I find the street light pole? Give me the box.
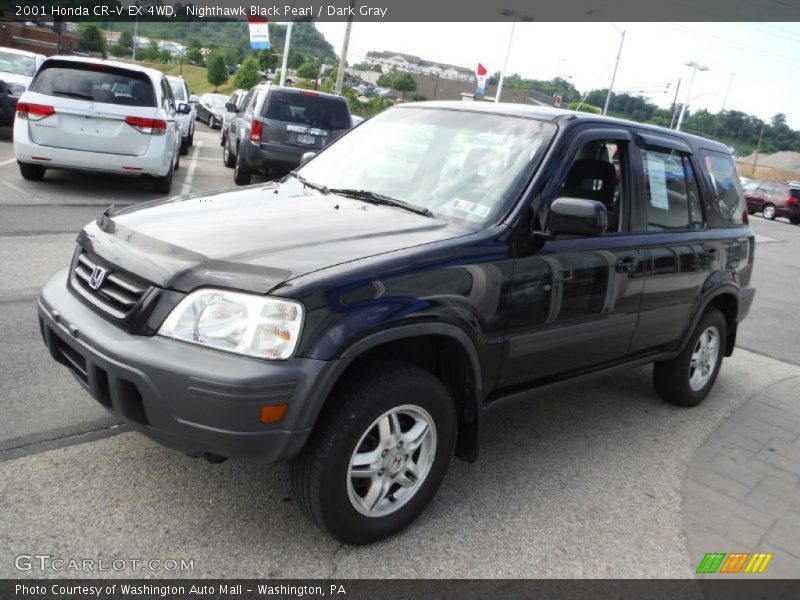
[603,29,625,116]
[720,72,736,112]
[676,60,709,131]
[335,0,354,95]
[495,17,517,104]
[280,21,293,86]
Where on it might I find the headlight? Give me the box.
[158,289,304,360]
[6,83,26,97]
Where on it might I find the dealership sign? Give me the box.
[248,13,270,50]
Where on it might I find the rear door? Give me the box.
[259,89,351,150]
[25,60,159,156]
[629,134,716,352]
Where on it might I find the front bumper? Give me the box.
[38,268,343,463]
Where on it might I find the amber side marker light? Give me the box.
[260,404,288,423]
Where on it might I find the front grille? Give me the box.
[71,250,151,319]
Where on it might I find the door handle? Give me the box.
[615,255,639,273]
[702,247,718,261]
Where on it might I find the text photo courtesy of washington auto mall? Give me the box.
[1,0,800,598]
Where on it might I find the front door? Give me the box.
[499,126,646,388]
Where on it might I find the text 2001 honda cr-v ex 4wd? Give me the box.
[38,103,755,544]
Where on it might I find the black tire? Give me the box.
[291,360,457,545]
[223,137,236,168]
[19,162,46,181]
[789,216,800,225]
[233,152,252,185]
[653,308,727,407]
[762,203,777,220]
[220,131,226,147]
[179,137,189,156]
[174,148,181,171]
[152,161,174,194]
[187,130,194,148]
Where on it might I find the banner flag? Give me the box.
[248,13,270,50]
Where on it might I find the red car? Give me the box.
[743,180,800,224]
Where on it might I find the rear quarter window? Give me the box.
[262,90,351,130]
[700,149,745,225]
[31,60,156,107]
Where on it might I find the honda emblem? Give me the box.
[88,266,107,290]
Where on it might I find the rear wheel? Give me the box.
[653,308,726,407]
[233,151,252,185]
[179,137,189,156]
[790,216,799,225]
[762,203,777,220]
[19,162,46,181]
[291,361,456,545]
[223,138,236,168]
[152,161,174,194]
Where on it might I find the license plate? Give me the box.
[297,133,315,145]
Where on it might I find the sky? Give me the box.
[315,22,800,129]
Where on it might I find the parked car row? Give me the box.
[742,179,800,224]
[0,46,45,127]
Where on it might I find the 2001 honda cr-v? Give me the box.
[38,102,755,544]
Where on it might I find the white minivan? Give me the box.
[14,56,183,193]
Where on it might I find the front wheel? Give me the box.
[291,361,456,545]
[789,215,799,225]
[653,308,726,407]
[762,203,777,220]
[223,138,236,168]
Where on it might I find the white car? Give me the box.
[167,75,196,155]
[14,56,182,193]
[0,46,46,126]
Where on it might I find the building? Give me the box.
[0,19,78,55]
[365,50,475,82]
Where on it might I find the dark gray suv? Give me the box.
[224,84,352,185]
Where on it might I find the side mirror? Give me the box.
[548,197,608,237]
[189,94,200,104]
[225,102,239,113]
[300,151,317,165]
[176,102,191,114]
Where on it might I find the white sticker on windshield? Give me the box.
[646,153,670,210]
[452,198,491,219]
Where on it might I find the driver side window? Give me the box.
[553,139,629,234]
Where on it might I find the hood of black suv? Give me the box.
[79,180,467,294]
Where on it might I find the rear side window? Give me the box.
[31,60,156,107]
[262,90,350,130]
[701,150,745,225]
[791,187,800,201]
[640,148,703,231]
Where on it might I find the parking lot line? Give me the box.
[0,158,16,167]
[180,141,203,196]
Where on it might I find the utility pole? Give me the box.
[603,29,625,116]
[432,72,440,100]
[668,78,681,129]
[495,17,517,103]
[335,0,354,95]
[280,21,293,86]
[132,16,138,61]
[751,122,766,177]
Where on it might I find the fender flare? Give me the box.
[677,286,741,355]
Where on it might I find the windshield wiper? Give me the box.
[52,90,94,100]
[328,188,434,218]
[288,170,329,194]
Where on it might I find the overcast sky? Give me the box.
[315,22,800,128]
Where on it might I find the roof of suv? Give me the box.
[404,101,733,155]
[252,84,348,102]
[42,55,165,83]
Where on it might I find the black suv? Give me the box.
[38,102,754,544]
[223,84,352,185]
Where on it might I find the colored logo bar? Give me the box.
[696,552,773,574]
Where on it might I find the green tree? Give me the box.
[118,30,133,54]
[109,44,126,58]
[186,39,204,65]
[207,53,229,91]
[391,72,417,99]
[296,61,318,83]
[139,40,160,61]
[234,56,261,90]
[78,24,106,57]
[377,71,395,88]
[224,46,245,68]
[288,50,305,69]
[254,49,279,73]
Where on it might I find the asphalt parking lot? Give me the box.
[1,124,799,578]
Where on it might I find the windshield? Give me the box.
[297,107,556,227]
[0,51,36,77]
[169,79,186,101]
[31,61,156,107]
